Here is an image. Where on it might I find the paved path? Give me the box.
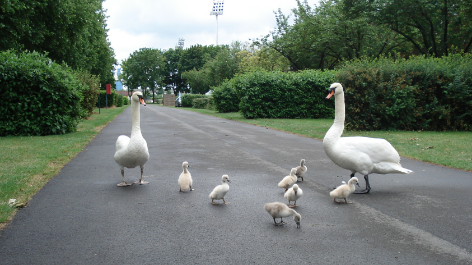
[1,105,471,264]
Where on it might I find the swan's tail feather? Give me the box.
[399,168,414,174]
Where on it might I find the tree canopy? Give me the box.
[0,0,116,87]
[120,48,166,102]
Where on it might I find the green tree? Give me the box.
[163,48,187,94]
[182,42,243,94]
[263,0,410,70]
[120,48,166,103]
[0,0,116,85]
[349,0,472,56]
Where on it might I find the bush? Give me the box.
[212,80,240,113]
[96,91,117,108]
[76,71,100,116]
[0,50,84,136]
[192,97,213,109]
[123,96,129,105]
[337,54,472,131]
[181,94,206,107]
[234,70,336,119]
[116,94,123,107]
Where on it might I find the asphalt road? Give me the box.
[1,105,471,265]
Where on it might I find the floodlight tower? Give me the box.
[176,38,185,49]
[210,0,224,45]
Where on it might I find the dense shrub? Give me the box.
[192,97,213,109]
[96,91,117,108]
[337,54,472,131]
[212,80,239,113]
[76,71,100,116]
[181,94,206,107]
[0,50,84,136]
[116,94,123,107]
[234,70,336,119]
[123,96,129,105]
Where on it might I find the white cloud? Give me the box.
[103,0,320,64]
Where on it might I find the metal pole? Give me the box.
[216,14,218,45]
[98,93,101,114]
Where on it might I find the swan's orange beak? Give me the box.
[326,90,335,99]
[139,98,146,106]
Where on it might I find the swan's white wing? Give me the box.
[338,136,401,163]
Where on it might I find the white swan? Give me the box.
[264,202,301,228]
[114,91,149,186]
[323,83,413,193]
[284,184,303,207]
[278,168,297,191]
[209,175,231,204]
[295,159,307,181]
[330,177,359,204]
[178,161,194,192]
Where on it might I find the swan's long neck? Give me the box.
[324,91,345,144]
[131,99,142,137]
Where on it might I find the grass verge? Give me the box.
[184,108,472,172]
[0,106,128,228]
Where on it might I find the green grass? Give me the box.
[185,108,472,172]
[0,106,128,227]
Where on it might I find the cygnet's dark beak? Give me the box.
[296,222,301,229]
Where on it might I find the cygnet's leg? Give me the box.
[189,185,194,191]
[135,167,149,185]
[117,169,133,186]
[344,198,352,204]
[222,198,230,205]
[273,218,284,226]
[211,199,219,205]
[354,174,371,194]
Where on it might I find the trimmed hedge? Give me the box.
[181,94,206,107]
[192,97,213,109]
[96,91,118,108]
[123,96,129,105]
[0,50,84,136]
[233,70,336,119]
[337,54,472,131]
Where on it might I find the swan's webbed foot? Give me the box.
[297,177,304,182]
[135,168,149,185]
[223,198,230,204]
[135,179,149,185]
[117,181,133,187]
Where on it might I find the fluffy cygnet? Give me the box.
[329,177,359,204]
[178,161,194,192]
[284,184,303,207]
[295,159,307,181]
[209,175,231,204]
[278,168,297,191]
[264,202,301,228]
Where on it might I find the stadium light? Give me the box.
[210,0,224,45]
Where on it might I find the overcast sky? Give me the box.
[102,0,320,65]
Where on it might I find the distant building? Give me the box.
[114,67,123,90]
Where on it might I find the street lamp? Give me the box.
[210,0,224,45]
